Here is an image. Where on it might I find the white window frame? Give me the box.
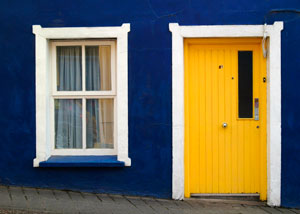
[33,24,131,167]
[169,22,283,206]
[51,40,117,156]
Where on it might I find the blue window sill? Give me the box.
[39,156,125,167]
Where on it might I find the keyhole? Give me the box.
[219,65,223,69]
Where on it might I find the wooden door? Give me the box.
[184,38,267,200]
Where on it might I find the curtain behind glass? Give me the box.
[86,46,111,91]
[55,99,82,148]
[86,99,100,148]
[86,99,114,149]
[86,46,101,91]
[55,45,113,149]
[86,46,101,148]
[55,46,82,149]
[57,46,82,91]
[85,46,113,149]
[99,46,111,90]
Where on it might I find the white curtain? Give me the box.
[55,46,82,148]
[86,46,113,149]
[57,46,82,91]
[55,45,113,149]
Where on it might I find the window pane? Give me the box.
[238,51,253,118]
[86,46,111,91]
[55,99,82,148]
[86,99,114,149]
[57,46,82,91]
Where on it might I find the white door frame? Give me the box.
[169,22,283,206]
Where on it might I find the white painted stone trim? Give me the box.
[33,24,131,167]
[169,22,283,206]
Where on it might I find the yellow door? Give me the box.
[184,38,267,200]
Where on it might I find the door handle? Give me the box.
[254,98,259,121]
[222,123,228,128]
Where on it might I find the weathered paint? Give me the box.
[0,0,299,207]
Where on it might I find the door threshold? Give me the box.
[190,193,260,201]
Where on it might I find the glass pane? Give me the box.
[86,99,114,149]
[86,46,111,91]
[238,51,253,118]
[55,99,82,148]
[57,46,82,91]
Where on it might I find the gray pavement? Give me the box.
[0,185,298,214]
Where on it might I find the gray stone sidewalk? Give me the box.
[0,185,298,214]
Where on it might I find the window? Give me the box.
[33,24,131,167]
[238,51,253,118]
[51,41,116,155]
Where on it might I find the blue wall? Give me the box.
[0,0,299,208]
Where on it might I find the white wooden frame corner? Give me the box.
[169,22,283,206]
[33,24,131,167]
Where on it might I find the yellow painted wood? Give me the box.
[184,38,267,200]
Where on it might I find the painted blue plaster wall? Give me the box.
[0,0,299,207]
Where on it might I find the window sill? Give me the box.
[38,156,125,167]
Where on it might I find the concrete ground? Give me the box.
[0,186,298,214]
